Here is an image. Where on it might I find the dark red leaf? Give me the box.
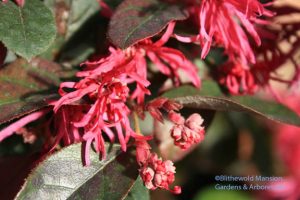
[108,0,188,49]
[163,82,300,127]
[0,59,64,125]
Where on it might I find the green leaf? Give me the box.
[16,143,140,200]
[125,176,150,200]
[0,0,56,60]
[108,0,188,49]
[0,58,73,125]
[163,81,300,127]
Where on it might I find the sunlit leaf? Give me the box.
[16,143,140,199]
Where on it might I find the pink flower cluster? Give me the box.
[0,19,206,194]
[178,0,273,64]
[146,98,206,149]
[6,0,299,195]
[51,22,200,166]
[0,20,205,193]
[136,140,181,194]
[173,0,299,97]
[140,154,181,193]
[170,112,205,150]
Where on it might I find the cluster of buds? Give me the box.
[138,98,206,191]
[176,0,273,64]
[135,140,181,194]
[146,98,206,150]
[169,111,205,150]
[173,0,299,96]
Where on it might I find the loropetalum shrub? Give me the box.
[0,0,300,199]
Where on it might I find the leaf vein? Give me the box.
[17,6,27,56]
[123,5,165,48]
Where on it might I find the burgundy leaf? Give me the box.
[0,59,64,125]
[108,0,188,49]
[163,82,300,127]
[174,95,300,127]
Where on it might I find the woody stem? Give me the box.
[133,111,142,135]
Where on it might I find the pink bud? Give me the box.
[168,111,185,125]
[170,125,184,141]
[135,140,151,165]
[163,100,182,111]
[139,153,181,193]
[185,113,204,130]
[170,113,205,150]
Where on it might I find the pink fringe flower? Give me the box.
[176,0,273,64]
[53,73,146,164]
[138,22,200,88]
[0,22,200,195]
[0,22,199,170]
[53,22,198,164]
[80,22,200,97]
[49,105,85,150]
[250,25,300,99]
